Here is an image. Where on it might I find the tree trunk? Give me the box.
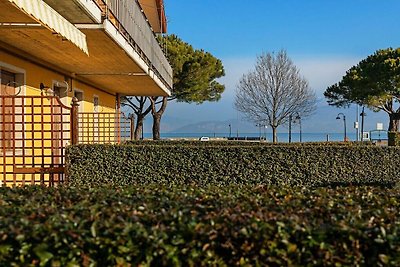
[121,96,152,140]
[150,97,168,140]
[389,113,400,132]
[134,115,144,140]
[152,113,162,140]
[272,126,278,143]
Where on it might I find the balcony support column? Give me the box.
[116,93,121,142]
[71,97,79,145]
[116,93,121,112]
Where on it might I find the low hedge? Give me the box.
[388,132,400,146]
[123,140,373,147]
[66,144,400,187]
[0,185,399,266]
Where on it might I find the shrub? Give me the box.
[0,185,399,266]
[388,132,400,146]
[66,144,400,187]
[123,140,373,147]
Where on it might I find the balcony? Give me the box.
[94,0,173,91]
[0,0,172,96]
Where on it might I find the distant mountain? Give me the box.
[168,119,256,134]
[165,107,389,135]
[302,105,388,133]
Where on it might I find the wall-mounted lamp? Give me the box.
[5,81,22,96]
[40,83,54,96]
[54,80,70,95]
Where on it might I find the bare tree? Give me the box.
[235,50,316,143]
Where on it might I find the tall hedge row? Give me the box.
[388,132,400,146]
[66,144,400,187]
[123,140,373,147]
[1,185,399,266]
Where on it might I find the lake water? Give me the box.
[141,132,388,142]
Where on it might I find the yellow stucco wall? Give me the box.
[0,50,116,112]
[72,80,115,113]
[0,50,119,186]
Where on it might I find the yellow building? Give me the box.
[0,0,173,185]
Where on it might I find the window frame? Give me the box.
[0,62,26,155]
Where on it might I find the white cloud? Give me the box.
[293,56,361,92]
[218,55,361,97]
[218,56,256,98]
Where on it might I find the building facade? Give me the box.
[0,0,172,185]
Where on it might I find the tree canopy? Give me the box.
[235,50,316,143]
[123,35,226,140]
[163,34,225,103]
[324,48,400,131]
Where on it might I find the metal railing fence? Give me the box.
[101,0,173,90]
[78,111,131,144]
[0,95,133,186]
[0,95,71,186]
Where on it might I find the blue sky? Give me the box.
[157,0,400,135]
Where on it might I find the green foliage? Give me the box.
[324,48,400,109]
[162,34,225,103]
[123,140,374,146]
[1,185,400,266]
[388,132,400,146]
[66,143,400,187]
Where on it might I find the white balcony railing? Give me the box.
[103,0,173,90]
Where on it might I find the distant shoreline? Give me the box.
[137,132,388,143]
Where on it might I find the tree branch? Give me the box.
[123,97,140,111]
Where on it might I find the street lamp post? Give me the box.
[295,114,302,142]
[360,107,367,142]
[336,113,347,141]
[228,124,232,138]
[355,105,359,142]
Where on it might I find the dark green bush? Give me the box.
[388,132,400,146]
[0,185,399,266]
[66,144,400,187]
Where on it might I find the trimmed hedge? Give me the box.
[66,144,400,187]
[388,132,400,146]
[123,140,374,147]
[0,185,399,266]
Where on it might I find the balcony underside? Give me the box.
[0,1,170,97]
[0,1,34,23]
[42,0,101,24]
